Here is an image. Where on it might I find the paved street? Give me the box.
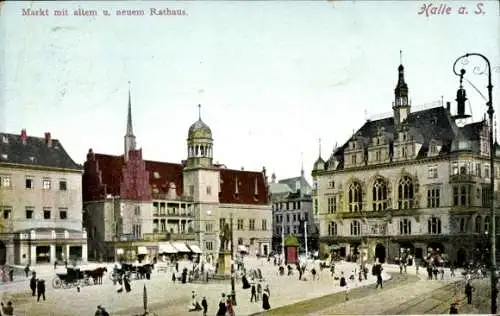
[0,258,390,315]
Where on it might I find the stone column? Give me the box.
[82,243,88,263]
[30,245,36,265]
[50,244,56,263]
[66,244,70,261]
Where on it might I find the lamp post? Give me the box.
[453,52,497,314]
[230,213,237,306]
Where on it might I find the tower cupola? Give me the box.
[186,104,214,168]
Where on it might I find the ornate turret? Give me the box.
[313,138,325,171]
[393,51,411,127]
[186,104,213,168]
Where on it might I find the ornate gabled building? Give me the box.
[0,130,87,265]
[269,168,316,252]
[312,61,500,266]
[82,93,272,262]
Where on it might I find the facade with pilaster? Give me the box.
[312,62,500,266]
[82,93,272,263]
[0,130,87,265]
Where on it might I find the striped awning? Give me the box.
[188,245,202,254]
[172,242,191,253]
[158,242,178,254]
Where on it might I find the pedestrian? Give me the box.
[262,286,271,310]
[30,275,37,296]
[330,263,335,277]
[374,264,383,289]
[216,293,227,316]
[440,267,445,280]
[8,269,13,282]
[311,268,317,280]
[226,295,235,316]
[123,275,131,292]
[1,301,14,316]
[172,271,176,283]
[465,281,474,305]
[201,296,208,316]
[250,283,257,302]
[339,272,347,287]
[54,260,57,270]
[449,303,458,314]
[24,264,30,278]
[37,279,46,302]
[450,265,455,277]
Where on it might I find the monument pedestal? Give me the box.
[217,251,232,277]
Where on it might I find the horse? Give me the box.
[89,267,107,284]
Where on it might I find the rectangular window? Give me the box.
[25,207,34,219]
[451,162,459,175]
[237,219,244,230]
[428,166,438,179]
[219,218,226,231]
[205,223,213,233]
[59,208,68,219]
[481,187,492,207]
[189,185,194,196]
[328,181,335,188]
[25,178,33,189]
[293,214,297,222]
[134,205,141,216]
[3,207,11,219]
[206,241,213,251]
[375,150,382,161]
[0,176,11,188]
[427,188,440,208]
[43,208,51,219]
[484,165,490,178]
[261,219,267,231]
[402,147,407,158]
[314,199,318,215]
[206,186,212,195]
[249,219,255,231]
[475,163,481,177]
[351,154,357,164]
[327,197,336,213]
[297,201,301,209]
[160,219,166,232]
[452,185,470,206]
[42,179,51,190]
[59,180,67,191]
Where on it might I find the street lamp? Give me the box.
[453,52,497,314]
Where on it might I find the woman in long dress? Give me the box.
[262,287,271,310]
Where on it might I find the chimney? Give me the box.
[241,166,244,171]
[20,129,27,142]
[44,132,52,147]
[446,102,451,113]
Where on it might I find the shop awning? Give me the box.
[188,245,202,254]
[329,244,341,250]
[158,242,178,254]
[172,242,191,253]
[138,246,148,255]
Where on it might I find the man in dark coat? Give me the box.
[123,276,131,293]
[465,281,474,304]
[449,303,458,314]
[30,275,37,296]
[250,283,257,302]
[216,293,227,316]
[37,279,46,301]
[201,296,208,316]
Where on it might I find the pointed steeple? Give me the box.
[124,81,137,161]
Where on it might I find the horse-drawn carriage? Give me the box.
[52,266,107,289]
[110,262,154,282]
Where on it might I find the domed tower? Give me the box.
[186,104,214,168]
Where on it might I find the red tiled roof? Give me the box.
[83,152,269,205]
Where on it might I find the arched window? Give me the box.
[349,182,363,212]
[398,176,414,209]
[484,216,490,233]
[328,222,337,236]
[350,220,361,236]
[475,216,482,233]
[372,178,388,211]
[459,217,468,233]
[399,218,412,235]
[428,217,442,234]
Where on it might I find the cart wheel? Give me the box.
[61,280,71,289]
[52,277,62,289]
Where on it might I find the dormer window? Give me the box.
[351,154,357,164]
[153,172,160,179]
[401,147,407,158]
[375,150,382,161]
[430,144,438,154]
[1,136,7,144]
[351,142,356,149]
[328,181,335,189]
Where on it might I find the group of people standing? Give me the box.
[29,272,46,302]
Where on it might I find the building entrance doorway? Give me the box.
[375,243,386,263]
[0,241,6,265]
[457,248,467,267]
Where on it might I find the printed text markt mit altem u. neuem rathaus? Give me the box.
[21,8,187,16]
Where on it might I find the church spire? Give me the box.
[124,81,137,161]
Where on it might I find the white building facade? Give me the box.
[0,130,87,265]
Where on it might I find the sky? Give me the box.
[1,0,499,183]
